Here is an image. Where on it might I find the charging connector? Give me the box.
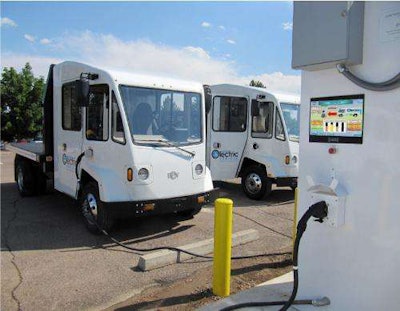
[220,201,330,311]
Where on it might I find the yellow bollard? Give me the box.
[213,198,233,297]
[293,188,298,251]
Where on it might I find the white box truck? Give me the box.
[8,61,216,232]
[207,84,299,200]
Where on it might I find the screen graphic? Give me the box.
[310,94,364,144]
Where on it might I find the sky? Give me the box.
[0,1,300,94]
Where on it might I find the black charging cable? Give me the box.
[78,158,291,261]
[219,201,331,311]
[99,226,291,261]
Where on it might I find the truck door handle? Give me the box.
[253,143,259,150]
[85,148,94,158]
[62,143,67,151]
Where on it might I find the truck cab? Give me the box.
[11,61,216,232]
[207,84,299,199]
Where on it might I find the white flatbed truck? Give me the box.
[207,84,300,199]
[8,61,216,232]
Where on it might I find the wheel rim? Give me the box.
[245,173,263,194]
[83,193,98,219]
[17,167,24,191]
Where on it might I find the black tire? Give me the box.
[15,158,35,197]
[34,169,47,195]
[177,207,202,219]
[241,165,272,200]
[80,182,114,234]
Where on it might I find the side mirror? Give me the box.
[251,99,260,116]
[75,79,90,107]
[203,85,212,114]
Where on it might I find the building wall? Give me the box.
[297,2,400,310]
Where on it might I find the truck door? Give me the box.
[55,82,84,197]
[247,100,290,178]
[82,84,110,176]
[209,96,248,180]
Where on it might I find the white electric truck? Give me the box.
[207,84,300,199]
[8,61,216,232]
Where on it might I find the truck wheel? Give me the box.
[15,160,35,197]
[177,207,201,219]
[80,182,114,234]
[34,169,47,195]
[241,166,272,200]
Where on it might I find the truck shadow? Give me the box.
[1,180,293,252]
[1,182,193,252]
[216,181,295,208]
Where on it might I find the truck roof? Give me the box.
[56,61,204,93]
[210,83,300,105]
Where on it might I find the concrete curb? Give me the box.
[138,229,259,271]
[198,273,294,311]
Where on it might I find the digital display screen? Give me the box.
[310,94,364,144]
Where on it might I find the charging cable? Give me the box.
[99,226,291,261]
[337,64,400,91]
[219,201,331,311]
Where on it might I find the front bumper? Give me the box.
[104,188,219,218]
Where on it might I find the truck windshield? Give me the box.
[119,86,202,146]
[280,103,300,142]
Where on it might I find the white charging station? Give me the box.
[293,2,400,310]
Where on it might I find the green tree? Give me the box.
[1,63,45,141]
[249,80,266,88]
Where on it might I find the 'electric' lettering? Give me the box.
[211,150,239,160]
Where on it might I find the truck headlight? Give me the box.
[138,168,149,180]
[195,164,204,175]
[292,155,298,164]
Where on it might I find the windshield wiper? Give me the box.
[134,138,195,157]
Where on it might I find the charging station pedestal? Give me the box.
[293,2,400,310]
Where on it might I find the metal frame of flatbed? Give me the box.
[7,142,45,163]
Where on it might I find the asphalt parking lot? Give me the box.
[1,149,295,311]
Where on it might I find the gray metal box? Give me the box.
[292,1,364,71]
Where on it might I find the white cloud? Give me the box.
[201,21,211,28]
[1,17,17,27]
[40,38,51,45]
[218,25,225,31]
[238,72,300,95]
[46,30,236,83]
[0,52,62,77]
[1,31,300,94]
[24,34,35,43]
[227,39,236,45]
[282,22,293,31]
[183,46,210,60]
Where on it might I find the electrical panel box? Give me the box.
[292,1,364,71]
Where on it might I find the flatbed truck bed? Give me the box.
[7,142,45,163]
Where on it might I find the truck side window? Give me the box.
[86,84,109,141]
[112,92,126,144]
[252,102,273,138]
[213,96,247,132]
[275,110,286,141]
[62,83,81,131]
